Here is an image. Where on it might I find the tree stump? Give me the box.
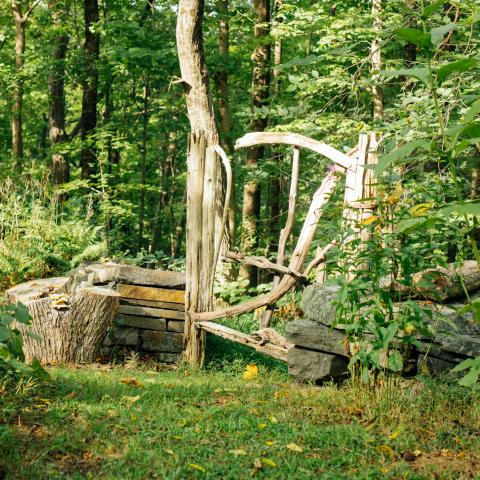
[7,279,120,364]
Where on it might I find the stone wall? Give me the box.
[286,283,480,382]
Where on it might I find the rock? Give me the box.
[300,283,340,326]
[105,327,139,347]
[116,314,166,332]
[156,352,181,363]
[139,330,183,353]
[285,319,347,356]
[418,354,458,377]
[287,347,349,382]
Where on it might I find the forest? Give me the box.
[1,0,480,478]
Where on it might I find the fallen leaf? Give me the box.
[253,459,263,470]
[286,443,303,453]
[269,415,278,424]
[359,215,379,226]
[189,463,206,473]
[377,445,395,458]
[173,435,182,441]
[107,409,116,417]
[265,440,274,447]
[243,364,259,380]
[120,378,143,387]
[261,458,277,468]
[250,407,260,416]
[389,429,401,440]
[165,449,175,456]
[413,449,423,457]
[229,449,247,456]
[257,423,267,429]
[122,395,141,404]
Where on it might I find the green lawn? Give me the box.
[1,341,480,479]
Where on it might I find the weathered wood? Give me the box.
[6,277,68,304]
[235,132,353,170]
[117,304,185,320]
[117,284,185,304]
[167,320,185,333]
[15,286,120,364]
[197,321,289,361]
[140,330,183,353]
[116,314,166,331]
[194,166,343,321]
[120,298,185,311]
[223,251,304,278]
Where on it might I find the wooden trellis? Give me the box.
[184,131,379,365]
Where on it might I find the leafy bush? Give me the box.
[0,177,105,290]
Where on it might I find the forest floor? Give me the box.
[1,340,480,480]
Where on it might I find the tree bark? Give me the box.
[241,0,271,287]
[139,76,149,250]
[214,0,236,257]
[48,0,70,184]
[403,0,417,66]
[177,0,223,367]
[371,0,383,122]
[80,0,100,180]
[8,283,120,364]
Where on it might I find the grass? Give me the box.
[1,338,480,479]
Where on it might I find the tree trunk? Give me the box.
[11,1,26,170]
[80,0,100,180]
[177,0,222,367]
[8,281,120,364]
[214,0,236,254]
[172,188,187,257]
[403,0,417,66]
[139,76,149,250]
[371,0,383,122]
[48,0,70,184]
[241,0,271,287]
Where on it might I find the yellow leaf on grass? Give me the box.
[165,449,175,456]
[359,215,379,226]
[413,449,423,457]
[189,463,206,473]
[377,445,395,457]
[389,429,401,440]
[120,378,143,387]
[261,458,277,468]
[286,443,303,453]
[123,395,141,404]
[257,423,267,429]
[250,407,260,416]
[243,364,259,380]
[229,449,247,456]
[269,416,278,424]
[265,440,274,447]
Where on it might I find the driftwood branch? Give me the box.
[223,251,304,278]
[235,132,353,170]
[197,321,289,361]
[194,165,343,321]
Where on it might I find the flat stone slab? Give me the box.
[300,283,340,326]
[140,330,183,353]
[116,314,166,332]
[288,347,349,382]
[285,319,347,356]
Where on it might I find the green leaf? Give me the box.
[430,23,456,47]
[422,1,445,18]
[464,99,480,123]
[397,217,439,233]
[437,58,478,84]
[388,352,403,372]
[439,202,480,217]
[382,68,430,86]
[395,28,432,49]
[14,303,30,325]
[376,140,432,174]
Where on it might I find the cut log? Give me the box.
[117,304,185,320]
[6,277,68,304]
[197,321,290,361]
[117,284,185,304]
[12,286,120,364]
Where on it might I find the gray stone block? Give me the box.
[140,330,183,353]
[105,327,139,347]
[156,352,181,363]
[288,347,349,382]
[300,283,340,325]
[285,319,347,356]
[116,314,166,331]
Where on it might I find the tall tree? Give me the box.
[48,0,70,184]
[138,76,149,250]
[177,0,224,367]
[80,0,100,180]
[214,0,236,255]
[11,0,38,171]
[240,0,271,286]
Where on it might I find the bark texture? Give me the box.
[80,0,100,180]
[48,0,70,184]
[241,0,271,286]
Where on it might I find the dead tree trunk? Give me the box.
[48,0,70,184]
[7,280,120,364]
[80,0,100,180]
[241,0,271,287]
[177,0,223,367]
